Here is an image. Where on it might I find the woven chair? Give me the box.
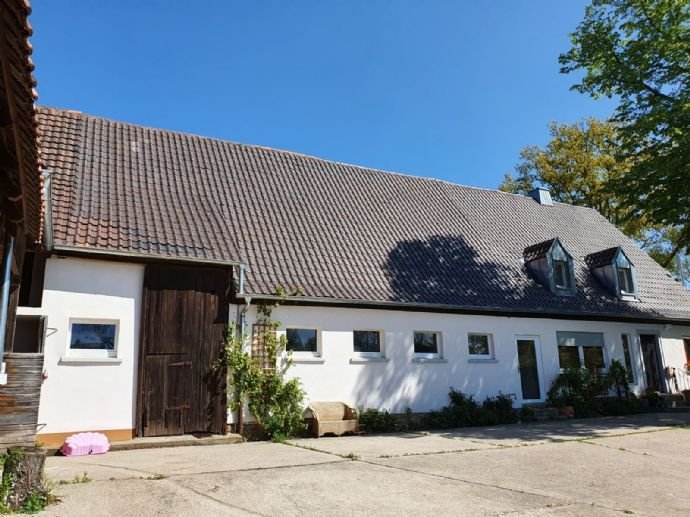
[307,402,359,438]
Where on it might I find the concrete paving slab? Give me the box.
[44,478,254,517]
[429,412,690,447]
[45,441,341,482]
[173,459,562,517]
[375,430,690,516]
[586,426,690,462]
[287,432,496,459]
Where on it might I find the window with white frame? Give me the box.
[353,330,382,357]
[68,320,119,358]
[468,333,494,359]
[556,331,606,372]
[621,334,635,383]
[286,328,318,354]
[414,331,441,359]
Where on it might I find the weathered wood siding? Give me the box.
[0,353,43,448]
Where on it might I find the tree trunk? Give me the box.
[1,447,46,511]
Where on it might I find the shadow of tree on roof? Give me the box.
[383,234,529,308]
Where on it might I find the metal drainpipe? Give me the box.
[0,235,15,386]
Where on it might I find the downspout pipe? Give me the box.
[0,235,14,386]
[42,171,54,251]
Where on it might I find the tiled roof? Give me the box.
[523,239,556,262]
[1,0,42,243]
[36,107,690,322]
[585,247,620,270]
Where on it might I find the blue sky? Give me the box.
[31,1,616,189]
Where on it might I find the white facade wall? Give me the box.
[18,257,144,435]
[239,305,690,414]
[15,256,690,435]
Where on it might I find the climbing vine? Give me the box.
[214,287,306,441]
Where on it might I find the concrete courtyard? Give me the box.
[42,413,690,516]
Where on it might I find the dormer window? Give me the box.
[524,238,576,296]
[586,246,638,300]
[554,260,571,289]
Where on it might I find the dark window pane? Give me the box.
[468,334,490,355]
[558,346,581,369]
[414,332,438,354]
[618,267,634,294]
[554,261,570,288]
[353,331,380,353]
[622,334,634,383]
[286,328,317,352]
[684,338,690,364]
[583,346,605,372]
[70,323,116,350]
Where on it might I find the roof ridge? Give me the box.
[35,106,592,213]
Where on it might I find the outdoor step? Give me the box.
[532,408,559,421]
[46,433,243,455]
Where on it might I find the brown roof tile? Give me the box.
[36,107,690,322]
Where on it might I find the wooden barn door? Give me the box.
[138,265,229,437]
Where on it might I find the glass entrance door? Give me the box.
[517,337,541,400]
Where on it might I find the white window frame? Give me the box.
[66,318,119,359]
[283,326,322,360]
[558,344,608,373]
[351,329,384,359]
[467,332,495,361]
[413,330,442,360]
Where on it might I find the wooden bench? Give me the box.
[307,402,359,438]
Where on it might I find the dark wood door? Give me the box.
[138,265,229,437]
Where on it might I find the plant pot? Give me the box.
[559,406,574,418]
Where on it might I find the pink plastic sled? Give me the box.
[60,432,110,456]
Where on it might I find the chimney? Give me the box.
[528,187,553,206]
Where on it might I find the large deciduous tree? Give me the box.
[559,0,690,264]
[500,119,689,281]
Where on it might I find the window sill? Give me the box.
[350,356,388,364]
[467,358,498,364]
[59,356,122,365]
[412,358,447,364]
[291,356,325,364]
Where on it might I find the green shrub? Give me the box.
[424,389,517,429]
[547,361,643,418]
[358,408,397,433]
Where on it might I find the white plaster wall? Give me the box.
[18,256,144,435]
[239,304,690,414]
[16,254,690,434]
[659,326,690,391]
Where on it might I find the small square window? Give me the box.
[353,330,381,355]
[68,320,118,358]
[468,333,493,358]
[286,328,318,353]
[414,331,440,358]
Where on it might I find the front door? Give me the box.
[517,336,541,401]
[639,333,664,393]
[137,265,229,437]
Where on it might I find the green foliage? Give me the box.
[214,296,306,440]
[547,364,644,418]
[560,0,690,264]
[425,389,517,429]
[358,408,398,433]
[0,449,23,512]
[18,491,48,514]
[499,118,688,277]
